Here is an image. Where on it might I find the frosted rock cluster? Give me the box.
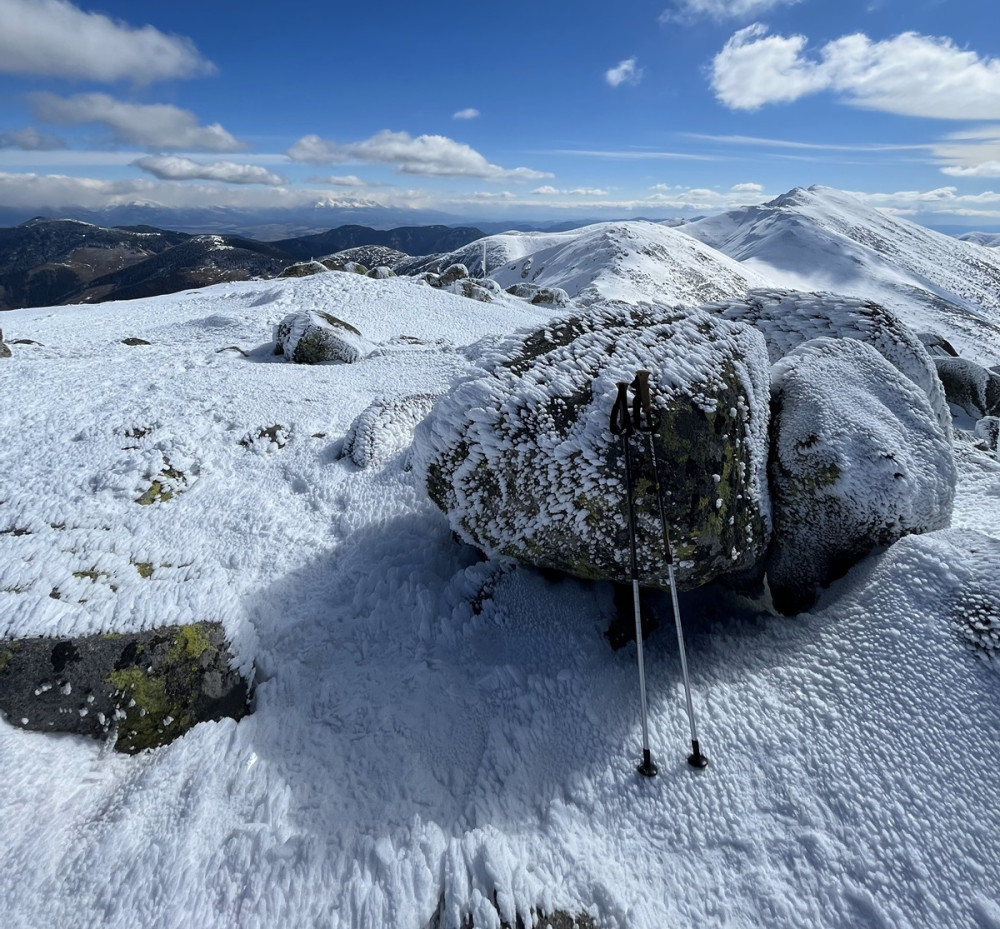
[415,292,960,613]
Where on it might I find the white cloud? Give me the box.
[730,182,765,192]
[712,26,1000,119]
[285,130,551,180]
[132,155,285,186]
[453,108,480,120]
[531,186,610,196]
[308,175,371,187]
[0,0,214,82]
[0,127,67,150]
[660,0,800,23]
[941,162,1000,178]
[30,93,244,151]
[605,58,642,88]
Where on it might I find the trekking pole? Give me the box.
[632,371,709,769]
[610,380,657,778]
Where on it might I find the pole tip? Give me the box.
[637,749,658,778]
[687,741,709,769]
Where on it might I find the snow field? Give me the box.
[0,271,999,928]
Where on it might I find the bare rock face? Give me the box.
[412,302,773,591]
[766,337,956,614]
[0,622,250,753]
[274,310,372,364]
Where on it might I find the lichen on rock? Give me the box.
[274,310,372,364]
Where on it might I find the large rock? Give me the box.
[274,310,372,364]
[766,337,956,614]
[0,622,250,753]
[706,290,951,434]
[0,328,10,359]
[933,356,1000,419]
[278,260,329,278]
[413,302,773,591]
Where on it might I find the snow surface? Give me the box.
[684,186,1000,364]
[1,264,1000,929]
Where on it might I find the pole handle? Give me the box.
[631,371,661,433]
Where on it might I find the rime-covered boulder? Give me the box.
[321,259,368,275]
[344,394,438,469]
[706,290,951,434]
[278,260,329,278]
[0,622,250,754]
[412,302,773,591]
[366,265,396,279]
[274,310,372,364]
[933,356,1000,419]
[505,283,572,308]
[766,337,956,614]
[0,328,10,359]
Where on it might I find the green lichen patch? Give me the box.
[134,562,154,579]
[107,667,190,753]
[0,642,20,673]
[135,460,187,506]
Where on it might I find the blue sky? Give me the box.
[0,0,998,227]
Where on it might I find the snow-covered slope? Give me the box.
[685,186,1000,362]
[414,221,775,306]
[957,231,1000,248]
[1,271,1000,929]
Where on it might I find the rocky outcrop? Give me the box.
[279,260,329,278]
[707,290,952,434]
[505,283,571,308]
[766,337,956,613]
[933,356,1000,419]
[0,622,250,753]
[274,310,372,364]
[0,328,10,359]
[413,302,772,591]
[321,259,368,275]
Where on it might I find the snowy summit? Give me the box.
[1,187,1000,929]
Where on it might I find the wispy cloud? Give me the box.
[0,0,214,82]
[30,93,244,152]
[286,130,551,180]
[605,58,642,88]
[541,148,719,161]
[941,162,1000,178]
[712,26,1000,119]
[308,175,376,187]
[531,186,610,195]
[0,127,67,151]
[452,108,480,120]
[682,132,934,152]
[660,0,801,24]
[132,155,286,186]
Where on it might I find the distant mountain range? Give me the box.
[5,189,1000,364]
[0,219,487,310]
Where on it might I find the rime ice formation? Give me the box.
[766,337,956,613]
[413,302,773,591]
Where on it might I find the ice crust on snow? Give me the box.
[0,234,999,929]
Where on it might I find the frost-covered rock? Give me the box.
[274,310,372,364]
[437,263,470,287]
[766,337,956,614]
[0,622,250,753]
[505,283,572,308]
[706,290,951,434]
[343,394,438,469]
[975,416,999,454]
[0,328,10,359]
[933,356,1000,419]
[321,259,368,275]
[366,265,396,279]
[278,260,329,278]
[917,331,959,358]
[413,302,773,591]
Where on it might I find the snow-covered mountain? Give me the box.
[407,220,775,306]
[684,186,1000,362]
[957,231,1000,248]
